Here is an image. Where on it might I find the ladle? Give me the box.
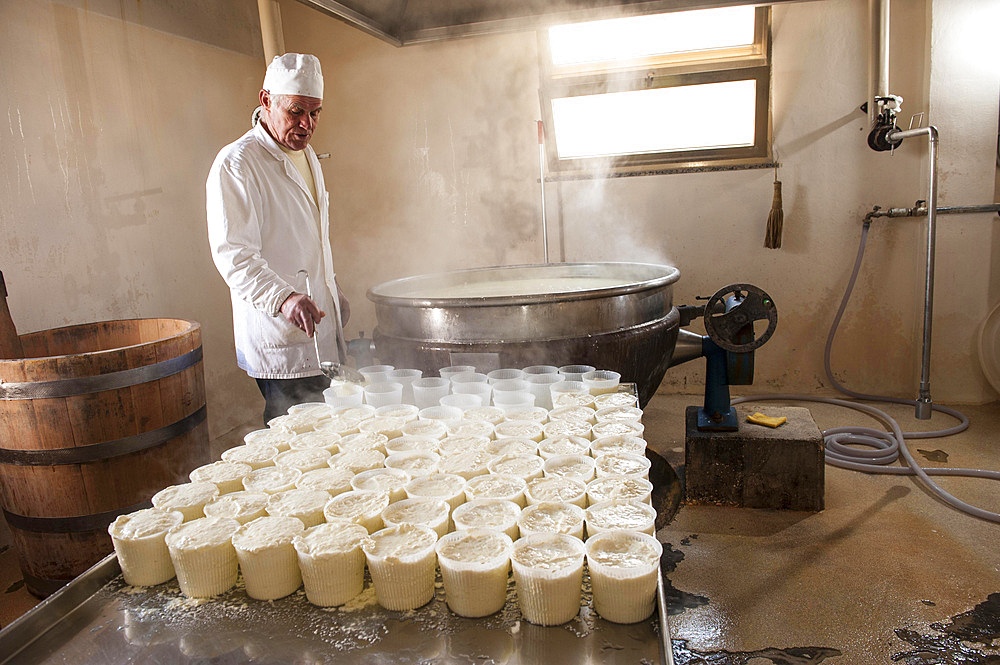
[296,270,365,384]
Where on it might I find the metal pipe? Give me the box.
[868,203,1000,218]
[878,0,890,101]
[258,0,285,63]
[886,125,938,419]
[537,121,550,263]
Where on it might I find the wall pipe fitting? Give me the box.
[885,125,938,419]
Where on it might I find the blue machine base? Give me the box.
[697,406,739,432]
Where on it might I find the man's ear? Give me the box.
[259,89,271,109]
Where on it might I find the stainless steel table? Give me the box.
[0,553,674,664]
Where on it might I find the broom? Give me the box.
[764,165,783,249]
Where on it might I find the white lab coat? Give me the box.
[206,122,343,379]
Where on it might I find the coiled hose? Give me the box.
[733,220,1000,523]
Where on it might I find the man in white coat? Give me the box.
[207,53,349,423]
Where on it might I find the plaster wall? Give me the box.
[286,0,999,404]
[0,0,996,458]
[0,0,267,437]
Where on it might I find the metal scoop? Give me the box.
[319,360,365,384]
[297,270,366,384]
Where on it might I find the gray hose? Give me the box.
[733,220,1000,523]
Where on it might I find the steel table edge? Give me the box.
[657,569,675,665]
[0,554,120,664]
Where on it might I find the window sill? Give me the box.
[543,157,777,181]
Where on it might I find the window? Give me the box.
[539,6,772,174]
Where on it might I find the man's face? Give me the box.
[260,91,322,151]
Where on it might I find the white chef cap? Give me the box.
[262,53,323,100]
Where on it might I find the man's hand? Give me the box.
[280,293,325,337]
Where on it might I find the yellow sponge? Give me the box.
[747,412,787,428]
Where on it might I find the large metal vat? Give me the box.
[367,262,680,407]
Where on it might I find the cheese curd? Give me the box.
[384,451,440,478]
[447,419,496,440]
[151,482,220,522]
[350,467,412,503]
[243,428,294,452]
[435,529,514,618]
[274,448,333,474]
[590,420,644,440]
[537,435,591,460]
[109,508,184,587]
[526,476,587,508]
[548,405,597,425]
[189,461,252,495]
[451,499,521,541]
[327,448,386,475]
[358,415,408,440]
[362,524,439,611]
[493,420,544,443]
[543,454,596,483]
[593,451,651,479]
[511,533,586,626]
[464,473,528,507]
[400,419,449,440]
[403,473,468,512]
[593,392,640,409]
[221,444,279,470]
[265,489,330,527]
[323,489,391,533]
[585,499,657,537]
[242,466,302,495]
[293,521,369,607]
[585,530,663,623]
[204,491,269,525]
[336,431,389,454]
[380,497,450,537]
[164,516,241,598]
[232,516,306,600]
[461,406,506,425]
[294,467,355,496]
[288,430,342,454]
[485,437,537,458]
[517,502,585,540]
[436,449,494,480]
[385,435,441,455]
[585,475,654,506]
[267,412,323,435]
[487,454,545,482]
[542,419,593,441]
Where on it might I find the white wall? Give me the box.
[286,0,1000,404]
[0,0,267,437]
[1,0,996,451]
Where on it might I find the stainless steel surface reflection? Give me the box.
[1,560,664,664]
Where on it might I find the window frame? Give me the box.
[538,6,773,175]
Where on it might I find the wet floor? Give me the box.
[645,394,1000,665]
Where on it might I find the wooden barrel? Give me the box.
[0,318,210,597]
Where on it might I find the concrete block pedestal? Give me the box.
[684,405,825,511]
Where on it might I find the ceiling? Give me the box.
[293,0,804,46]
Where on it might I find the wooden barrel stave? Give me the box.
[0,318,210,596]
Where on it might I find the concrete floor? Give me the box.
[643,393,1000,665]
[1,392,998,664]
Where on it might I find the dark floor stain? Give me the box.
[917,448,949,463]
[922,600,937,607]
[933,593,1000,646]
[661,542,709,615]
[672,639,843,664]
[893,593,1000,664]
[5,579,24,594]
